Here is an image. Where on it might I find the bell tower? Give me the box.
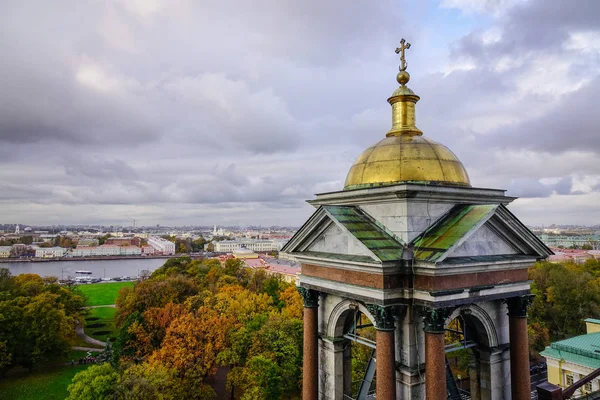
[281,40,552,400]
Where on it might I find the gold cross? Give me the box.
[395,38,411,71]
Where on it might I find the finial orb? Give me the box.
[397,71,410,85]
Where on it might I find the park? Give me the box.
[0,280,133,400]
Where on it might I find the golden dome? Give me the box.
[344,135,471,190]
[343,39,471,190]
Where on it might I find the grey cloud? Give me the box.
[507,176,574,198]
[454,0,600,59]
[64,156,139,181]
[1,0,599,226]
[482,77,600,153]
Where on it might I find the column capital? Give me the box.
[297,287,319,308]
[504,294,534,318]
[418,306,453,333]
[366,304,397,331]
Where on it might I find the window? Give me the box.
[566,374,574,386]
[584,382,592,393]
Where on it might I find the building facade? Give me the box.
[147,237,176,255]
[541,319,600,396]
[214,239,282,253]
[0,246,11,258]
[72,245,141,257]
[34,247,66,258]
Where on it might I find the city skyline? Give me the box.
[1,0,599,227]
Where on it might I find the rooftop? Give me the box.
[541,332,600,369]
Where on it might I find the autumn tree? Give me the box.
[67,363,119,400]
[149,308,232,395]
[279,285,303,320]
[115,276,198,326]
[529,261,600,338]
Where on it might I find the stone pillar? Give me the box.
[421,307,452,400]
[366,304,397,400]
[479,346,510,400]
[318,338,350,400]
[505,295,534,400]
[469,354,481,400]
[299,287,319,400]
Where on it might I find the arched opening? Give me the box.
[445,306,497,400]
[327,301,379,400]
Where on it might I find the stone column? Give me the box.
[469,354,481,400]
[318,338,350,400]
[366,304,397,400]
[299,287,319,400]
[421,307,452,400]
[505,295,534,400]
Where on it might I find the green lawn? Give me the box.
[0,364,90,400]
[77,281,134,306]
[84,307,117,343]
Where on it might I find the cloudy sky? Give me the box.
[1,0,599,227]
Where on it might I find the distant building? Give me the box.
[232,247,259,259]
[549,248,595,264]
[0,246,11,258]
[14,225,19,235]
[72,245,141,257]
[78,238,100,246]
[34,247,65,258]
[119,246,142,256]
[141,245,155,255]
[540,234,600,249]
[147,237,175,255]
[541,319,600,396]
[105,237,141,246]
[214,239,282,253]
[264,263,300,283]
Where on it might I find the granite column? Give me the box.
[422,307,452,400]
[299,288,320,400]
[367,304,397,400]
[506,295,534,400]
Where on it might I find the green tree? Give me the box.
[240,356,282,400]
[67,363,119,400]
[191,237,207,252]
[529,261,600,337]
[224,258,244,277]
[113,363,187,400]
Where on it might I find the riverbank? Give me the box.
[0,255,173,263]
[2,258,168,278]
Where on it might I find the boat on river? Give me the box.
[75,270,92,275]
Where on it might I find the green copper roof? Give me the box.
[411,204,497,262]
[541,332,600,369]
[323,206,404,262]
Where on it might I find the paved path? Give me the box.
[73,346,103,352]
[84,304,116,309]
[75,321,107,347]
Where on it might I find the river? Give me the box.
[2,258,169,279]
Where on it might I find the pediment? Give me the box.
[444,221,519,258]
[411,204,552,263]
[305,222,375,259]
[281,206,405,264]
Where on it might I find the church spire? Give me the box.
[386,38,423,137]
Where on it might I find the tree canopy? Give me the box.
[0,269,84,374]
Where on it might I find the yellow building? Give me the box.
[541,319,600,395]
[232,247,259,259]
[0,246,11,258]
